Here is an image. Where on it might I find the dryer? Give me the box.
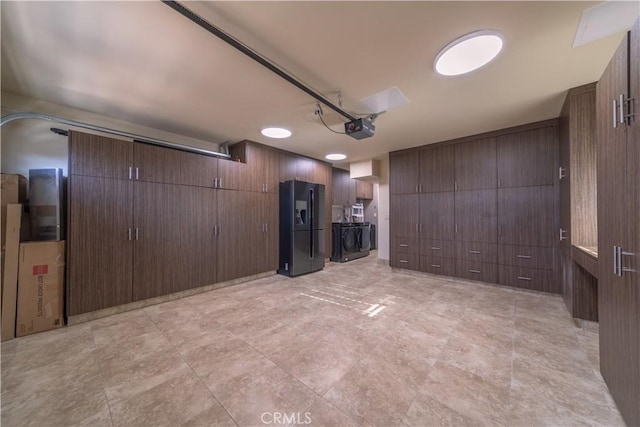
[331,222,370,262]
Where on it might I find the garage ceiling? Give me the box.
[0,1,627,166]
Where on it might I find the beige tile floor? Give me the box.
[1,253,624,427]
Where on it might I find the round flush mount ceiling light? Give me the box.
[325,153,347,161]
[434,30,504,76]
[261,127,292,139]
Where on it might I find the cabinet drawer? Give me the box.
[421,256,455,276]
[455,242,498,263]
[455,260,498,283]
[498,244,554,270]
[498,265,557,293]
[391,253,419,271]
[421,239,455,258]
[393,237,419,254]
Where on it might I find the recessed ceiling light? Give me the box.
[325,153,347,161]
[434,30,504,76]
[261,127,291,138]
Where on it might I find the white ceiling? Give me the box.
[0,1,627,166]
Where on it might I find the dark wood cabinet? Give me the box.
[216,190,251,282]
[597,22,640,427]
[454,189,497,243]
[419,192,454,240]
[69,131,132,179]
[246,192,278,275]
[355,180,373,200]
[132,182,187,300]
[279,153,298,182]
[179,150,218,188]
[217,159,248,191]
[498,265,556,293]
[389,151,419,194]
[331,168,347,205]
[134,142,182,185]
[390,194,419,238]
[296,157,315,182]
[421,256,455,276]
[389,120,558,289]
[558,83,598,321]
[498,186,555,247]
[419,145,455,192]
[497,126,557,188]
[454,138,497,190]
[241,142,280,193]
[67,176,133,316]
[390,252,419,270]
[455,260,497,283]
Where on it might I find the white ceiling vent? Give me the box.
[350,159,380,182]
[573,1,639,47]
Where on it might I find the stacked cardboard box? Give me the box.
[15,241,65,337]
[2,174,65,340]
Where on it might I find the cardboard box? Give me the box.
[1,174,27,248]
[1,204,22,341]
[16,241,65,337]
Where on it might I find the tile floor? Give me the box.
[1,253,624,427]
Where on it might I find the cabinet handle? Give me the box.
[616,246,634,276]
[431,247,441,251]
[135,228,139,240]
[517,276,532,281]
[419,185,423,192]
[559,167,566,180]
[127,228,132,241]
[613,99,618,128]
[516,255,532,259]
[219,178,223,188]
[265,183,268,192]
[399,260,409,264]
[455,224,458,233]
[419,224,422,232]
[619,94,625,125]
[469,250,481,254]
[399,244,408,247]
[416,223,419,232]
[469,269,481,274]
[498,178,502,187]
[135,167,139,180]
[128,166,133,180]
[454,181,458,191]
[559,228,567,241]
[431,264,441,268]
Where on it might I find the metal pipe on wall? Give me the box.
[0,112,230,158]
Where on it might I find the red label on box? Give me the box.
[32,265,48,275]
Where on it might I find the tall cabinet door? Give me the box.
[496,127,557,188]
[455,138,496,190]
[390,194,419,237]
[180,187,217,290]
[217,190,251,282]
[597,31,640,427]
[454,189,497,243]
[68,176,133,315]
[132,182,185,300]
[419,145,455,192]
[419,192,454,240]
[389,151,419,194]
[498,186,555,247]
[69,131,132,179]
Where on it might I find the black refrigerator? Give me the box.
[278,180,325,276]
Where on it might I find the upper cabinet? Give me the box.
[356,180,373,200]
[179,150,218,188]
[134,142,182,185]
[239,142,279,193]
[454,138,497,191]
[497,126,558,188]
[389,151,419,194]
[69,131,132,179]
[419,144,455,192]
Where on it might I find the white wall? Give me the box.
[1,91,222,180]
[377,155,389,261]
